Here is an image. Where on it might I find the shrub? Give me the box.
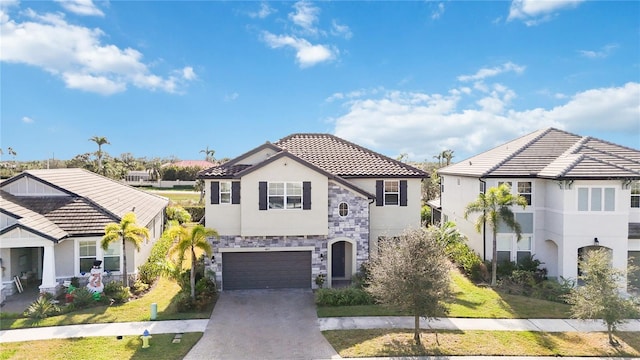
[70,277,80,288]
[195,277,216,297]
[446,241,483,281]
[104,281,131,304]
[137,233,174,285]
[315,287,374,306]
[24,296,59,320]
[131,280,150,295]
[166,205,192,224]
[184,206,205,223]
[352,262,371,289]
[174,291,196,312]
[72,288,96,308]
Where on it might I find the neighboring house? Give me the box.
[0,168,168,300]
[124,160,217,187]
[198,134,427,290]
[433,128,640,283]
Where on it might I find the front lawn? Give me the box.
[1,278,214,330]
[324,329,640,358]
[0,333,202,360]
[317,270,571,318]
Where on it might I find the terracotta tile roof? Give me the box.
[275,134,428,178]
[163,160,217,169]
[2,191,115,236]
[2,168,168,227]
[440,128,640,179]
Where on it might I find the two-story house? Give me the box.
[0,168,167,302]
[198,134,427,290]
[434,128,640,283]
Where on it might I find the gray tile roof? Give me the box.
[1,192,68,241]
[439,128,640,179]
[2,168,168,228]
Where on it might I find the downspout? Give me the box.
[480,178,487,261]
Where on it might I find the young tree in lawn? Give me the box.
[565,248,639,346]
[101,212,150,288]
[167,224,218,300]
[464,183,527,286]
[366,227,452,346]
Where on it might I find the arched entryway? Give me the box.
[328,238,356,288]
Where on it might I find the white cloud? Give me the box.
[262,32,335,68]
[458,62,525,82]
[55,0,104,17]
[249,2,273,19]
[579,43,619,59]
[331,81,639,161]
[0,8,195,95]
[224,92,239,102]
[289,1,320,34]
[508,0,583,25]
[331,20,352,39]
[22,116,34,124]
[431,3,445,20]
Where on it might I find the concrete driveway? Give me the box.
[183,289,339,360]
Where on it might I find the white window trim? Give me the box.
[268,181,303,210]
[496,233,533,263]
[219,181,232,205]
[631,181,640,209]
[577,186,616,212]
[384,180,400,206]
[338,202,349,217]
[76,239,122,276]
[517,181,532,206]
[78,240,97,275]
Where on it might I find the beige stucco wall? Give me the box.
[55,239,74,278]
[204,179,241,235]
[236,147,280,166]
[240,157,329,236]
[349,178,422,253]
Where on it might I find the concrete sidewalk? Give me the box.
[0,319,208,343]
[319,316,640,332]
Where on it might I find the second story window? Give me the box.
[517,181,532,205]
[632,182,640,208]
[269,182,302,209]
[220,181,231,204]
[578,187,615,212]
[384,180,399,206]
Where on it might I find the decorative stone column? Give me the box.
[39,245,57,294]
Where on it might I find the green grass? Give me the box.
[323,329,640,358]
[145,190,201,205]
[0,333,202,360]
[1,278,213,330]
[317,270,571,318]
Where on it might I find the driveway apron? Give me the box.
[183,289,339,360]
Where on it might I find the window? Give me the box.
[496,213,533,264]
[440,177,445,193]
[578,187,615,211]
[219,182,231,204]
[268,182,302,209]
[498,181,512,189]
[479,181,486,193]
[632,182,640,208]
[79,241,96,274]
[517,182,532,205]
[384,180,399,206]
[339,202,349,217]
[103,242,121,272]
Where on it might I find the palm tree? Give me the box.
[199,146,216,162]
[443,149,454,166]
[101,212,150,287]
[167,224,218,299]
[464,183,527,286]
[89,136,110,173]
[433,153,442,167]
[146,158,163,182]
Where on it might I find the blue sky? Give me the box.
[1,0,639,163]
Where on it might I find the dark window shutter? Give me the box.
[231,181,241,204]
[376,180,384,206]
[211,181,220,204]
[303,181,311,210]
[400,180,408,207]
[259,181,267,210]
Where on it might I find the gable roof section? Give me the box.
[276,134,428,178]
[1,192,68,242]
[440,128,640,180]
[1,168,168,227]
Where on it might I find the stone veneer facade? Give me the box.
[208,182,371,290]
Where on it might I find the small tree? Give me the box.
[167,224,218,300]
[102,212,150,288]
[89,136,110,174]
[565,248,639,346]
[366,227,452,346]
[464,183,527,286]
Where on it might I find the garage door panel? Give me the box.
[222,251,311,290]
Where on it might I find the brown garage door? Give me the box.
[222,251,311,290]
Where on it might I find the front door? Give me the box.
[332,242,345,278]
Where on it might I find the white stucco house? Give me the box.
[0,168,168,301]
[431,128,640,283]
[198,134,428,290]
